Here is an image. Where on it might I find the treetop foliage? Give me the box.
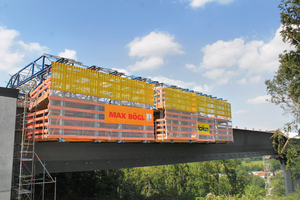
[266,0,300,133]
[279,0,300,48]
[264,0,300,183]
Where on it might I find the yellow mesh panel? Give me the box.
[225,102,231,118]
[196,95,208,113]
[164,87,197,113]
[155,86,232,117]
[51,62,154,105]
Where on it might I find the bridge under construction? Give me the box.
[0,54,297,199]
[8,54,233,144]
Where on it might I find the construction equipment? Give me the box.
[7,54,233,144]
[12,95,56,200]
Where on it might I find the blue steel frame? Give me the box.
[6,54,81,89]
[5,54,219,100]
[6,54,54,89]
[6,54,161,90]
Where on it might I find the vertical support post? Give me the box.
[42,110,45,140]
[54,177,57,200]
[39,63,44,85]
[143,104,147,139]
[17,75,19,86]
[263,156,272,196]
[42,55,45,70]
[196,112,199,141]
[206,113,210,141]
[42,161,45,200]
[118,124,122,138]
[160,110,164,141]
[32,64,34,76]
[95,98,99,137]
[60,92,65,135]
[280,158,300,196]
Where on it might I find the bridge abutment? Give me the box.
[0,87,18,200]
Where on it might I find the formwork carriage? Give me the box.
[20,55,233,144]
[154,86,233,143]
[26,62,155,143]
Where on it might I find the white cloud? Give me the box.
[18,41,47,52]
[127,31,184,71]
[58,49,77,60]
[151,76,194,88]
[218,78,229,84]
[236,78,247,84]
[128,57,164,71]
[201,38,244,69]
[127,31,184,58]
[111,68,130,75]
[193,26,295,86]
[149,75,213,92]
[235,110,250,114]
[204,69,237,85]
[204,68,225,80]
[201,27,294,74]
[185,63,197,72]
[193,84,213,92]
[246,95,271,104]
[237,28,293,73]
[190,0,235,8]
[249,75,261,84]
[0,27,19,50]
[0,26,47,73]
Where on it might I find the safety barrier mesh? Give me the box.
[156,109,198,141]
[154,86,233,143]
[155,87,231,117]
[51,62,154,106]
[27,90,155,141]
[46,93,154,141]
[26,62,232,143]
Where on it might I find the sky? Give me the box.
[0,0,294,131]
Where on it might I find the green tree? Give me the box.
[265,0,300,180]
[250,175,265,189]
[244,185,265,200]
[272,173,286,197]
[270,158,282,172]
[222,159,248,195]
[265,0,299,132]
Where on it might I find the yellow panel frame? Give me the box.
[51,62,154,105]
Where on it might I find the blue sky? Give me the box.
[0,0,293,131]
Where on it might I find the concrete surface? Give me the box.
[0,87,18,200]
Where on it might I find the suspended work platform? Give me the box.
[8,54,233,143]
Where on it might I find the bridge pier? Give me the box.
[0,87,18,200]
[280,159,300,196]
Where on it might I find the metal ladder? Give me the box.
[12,94,56,200]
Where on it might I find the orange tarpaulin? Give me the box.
[104,104,153,126]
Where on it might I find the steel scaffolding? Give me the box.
[263,155,273,196]
[12,94,56,200]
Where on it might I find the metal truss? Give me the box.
[6,54,81,92]
[5,54,218,99]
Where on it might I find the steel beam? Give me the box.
[34,129,275,173]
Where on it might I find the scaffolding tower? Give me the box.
[263,155,272,196]
[12,94,56,200]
